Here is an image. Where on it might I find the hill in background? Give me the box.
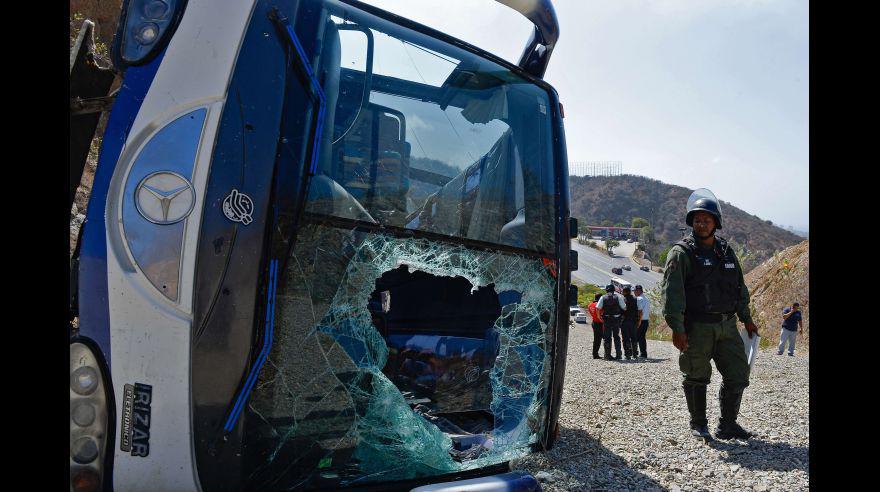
[569,175,803,272]
[745,240,809,350]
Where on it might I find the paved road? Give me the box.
[570,239,663,292]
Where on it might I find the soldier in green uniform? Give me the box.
[661,189,759,441]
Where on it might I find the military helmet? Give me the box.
[685,188,722,229]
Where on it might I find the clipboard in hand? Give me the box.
[739,328,760,369]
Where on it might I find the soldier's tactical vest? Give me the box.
[676,235,741,315]
[602,293,622,316]
[623,295,639,321]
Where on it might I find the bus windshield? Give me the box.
[304,3,557,254]
[202,1,564,489]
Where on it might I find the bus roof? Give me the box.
[610,277,632,286]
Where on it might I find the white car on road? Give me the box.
[571,307,588,324]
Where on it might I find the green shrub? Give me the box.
[643,288,671,341]
[658,245,672,266]
[605,239,620,255]
[574,282,605,307]
[631,217,649,228]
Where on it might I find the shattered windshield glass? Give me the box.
[243,224,557,488]
[232,0,562,488]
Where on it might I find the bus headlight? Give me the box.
[133,22,161,45]
[72,437,100,464]
[71,367,99,395]
[115,0,183,66]
[70,342,110,491]
[143,0,170,18]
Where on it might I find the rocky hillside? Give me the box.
[71,0,123,47]
[569,175,803,272]
[745,240,809,350]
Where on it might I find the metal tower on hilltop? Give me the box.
[568,161,623,177]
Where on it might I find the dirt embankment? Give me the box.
[745,240,809,350]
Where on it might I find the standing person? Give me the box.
[588,293,604,359]
[660,188,759,441]
[777,302,803,356]
[620,286,639,360]
[634,285,650,358]
[597,284,626,360]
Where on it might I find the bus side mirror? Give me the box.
[569,217,578,238]
[568,285,578,307]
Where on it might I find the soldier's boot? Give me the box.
[683,384,712,441]
[715,386,753,440]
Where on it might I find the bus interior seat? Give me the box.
[330,102,411,226]
[465,130,525,247]
[306,19,377,223]
[306,174,377,222]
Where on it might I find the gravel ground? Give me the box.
[513,322,809,491]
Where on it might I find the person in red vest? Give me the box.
[587,293,604,359]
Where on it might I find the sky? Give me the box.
[359,0,809,231]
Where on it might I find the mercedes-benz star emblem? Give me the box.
[135,172,196,225]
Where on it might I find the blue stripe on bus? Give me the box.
[224,258,279,431]
[222,19,326,433]
[77,52,166,365]
[283,23,326,174]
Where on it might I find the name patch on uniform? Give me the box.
[120,383,153,457]
[724,263,735,269]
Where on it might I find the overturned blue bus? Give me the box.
[69,0,578,490]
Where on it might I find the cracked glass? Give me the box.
[234,1,561,488]
[243,225,557,488]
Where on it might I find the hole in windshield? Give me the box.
[242,225,557,488]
